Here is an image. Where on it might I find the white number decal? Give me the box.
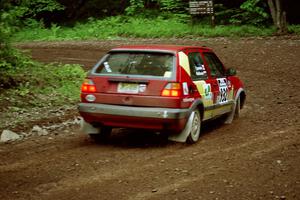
[217,78,228,104]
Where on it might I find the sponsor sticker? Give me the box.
[196,71,205,76]
[195,64,207,76]
[204,83,212,99]
[217,78,228,103]
[183,98,195,102]
[139,84,147,93]
[182,82,189,95]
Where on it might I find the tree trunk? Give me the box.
[267,0,287,34]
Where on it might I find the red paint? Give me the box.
[79,45,245,132]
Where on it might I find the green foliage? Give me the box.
[0,0,84,110]
[288,25,300,34]
[0,59,85,108]
[125,0,145,15]
[12,0,64,24]
[0,3,21,46]
[34,63,85,104]
[0,0,63,28]
[229,0,269,25]
[159,0,186,13]
[0,0,64,72]
[22,0,64,16]
[0,4,33,87]
[125,0,188,15]
[0,48,31,74]
[13,15,278,42]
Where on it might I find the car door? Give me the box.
[186,49,215,120]
[202,52,233,116]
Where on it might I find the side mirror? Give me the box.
[226,68,237,76]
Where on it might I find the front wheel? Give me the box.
[186,109,201,144]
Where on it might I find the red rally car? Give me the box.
[78,45,246,143]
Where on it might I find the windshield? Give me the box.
[94,52,175,78]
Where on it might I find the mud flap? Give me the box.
[224,101,236,124]
[225,88,244,124]
[168,111,195,143]
[80,120,100,134]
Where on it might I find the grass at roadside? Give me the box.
[288,25,300,34]
[0,50,85,112]
[0,49,85,131]
[12,16,293,42]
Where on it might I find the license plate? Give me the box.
[117,83,139,94]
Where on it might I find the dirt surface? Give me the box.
[1,37,300,200]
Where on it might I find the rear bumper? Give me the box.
[78,103,190,119]
[78,103,191,130]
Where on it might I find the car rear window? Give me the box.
[94,52,175,78]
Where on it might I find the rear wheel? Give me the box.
[89,126,112,142]
[186,109,201,144]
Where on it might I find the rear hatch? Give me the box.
[83,50,182,108]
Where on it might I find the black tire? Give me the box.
[186,109,201,144]
[89,126,112,142]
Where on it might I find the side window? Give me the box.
[203,53,225,77]
[188,52,208,80]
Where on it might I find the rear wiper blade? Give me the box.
[108,78,149,84]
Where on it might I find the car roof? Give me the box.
[110,45,212,53]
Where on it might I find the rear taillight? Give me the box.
[81,79,96,93]
[161,83,182,97]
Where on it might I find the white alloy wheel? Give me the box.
[187,109,201,143]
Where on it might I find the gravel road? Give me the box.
[1,37,299,200]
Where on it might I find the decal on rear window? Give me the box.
[104,62,112,72]
[163,71,172,78]
[195,64,207,76]
[188,52,207,80]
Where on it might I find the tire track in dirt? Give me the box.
[4,126,296,199]
[1,37,299,200]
